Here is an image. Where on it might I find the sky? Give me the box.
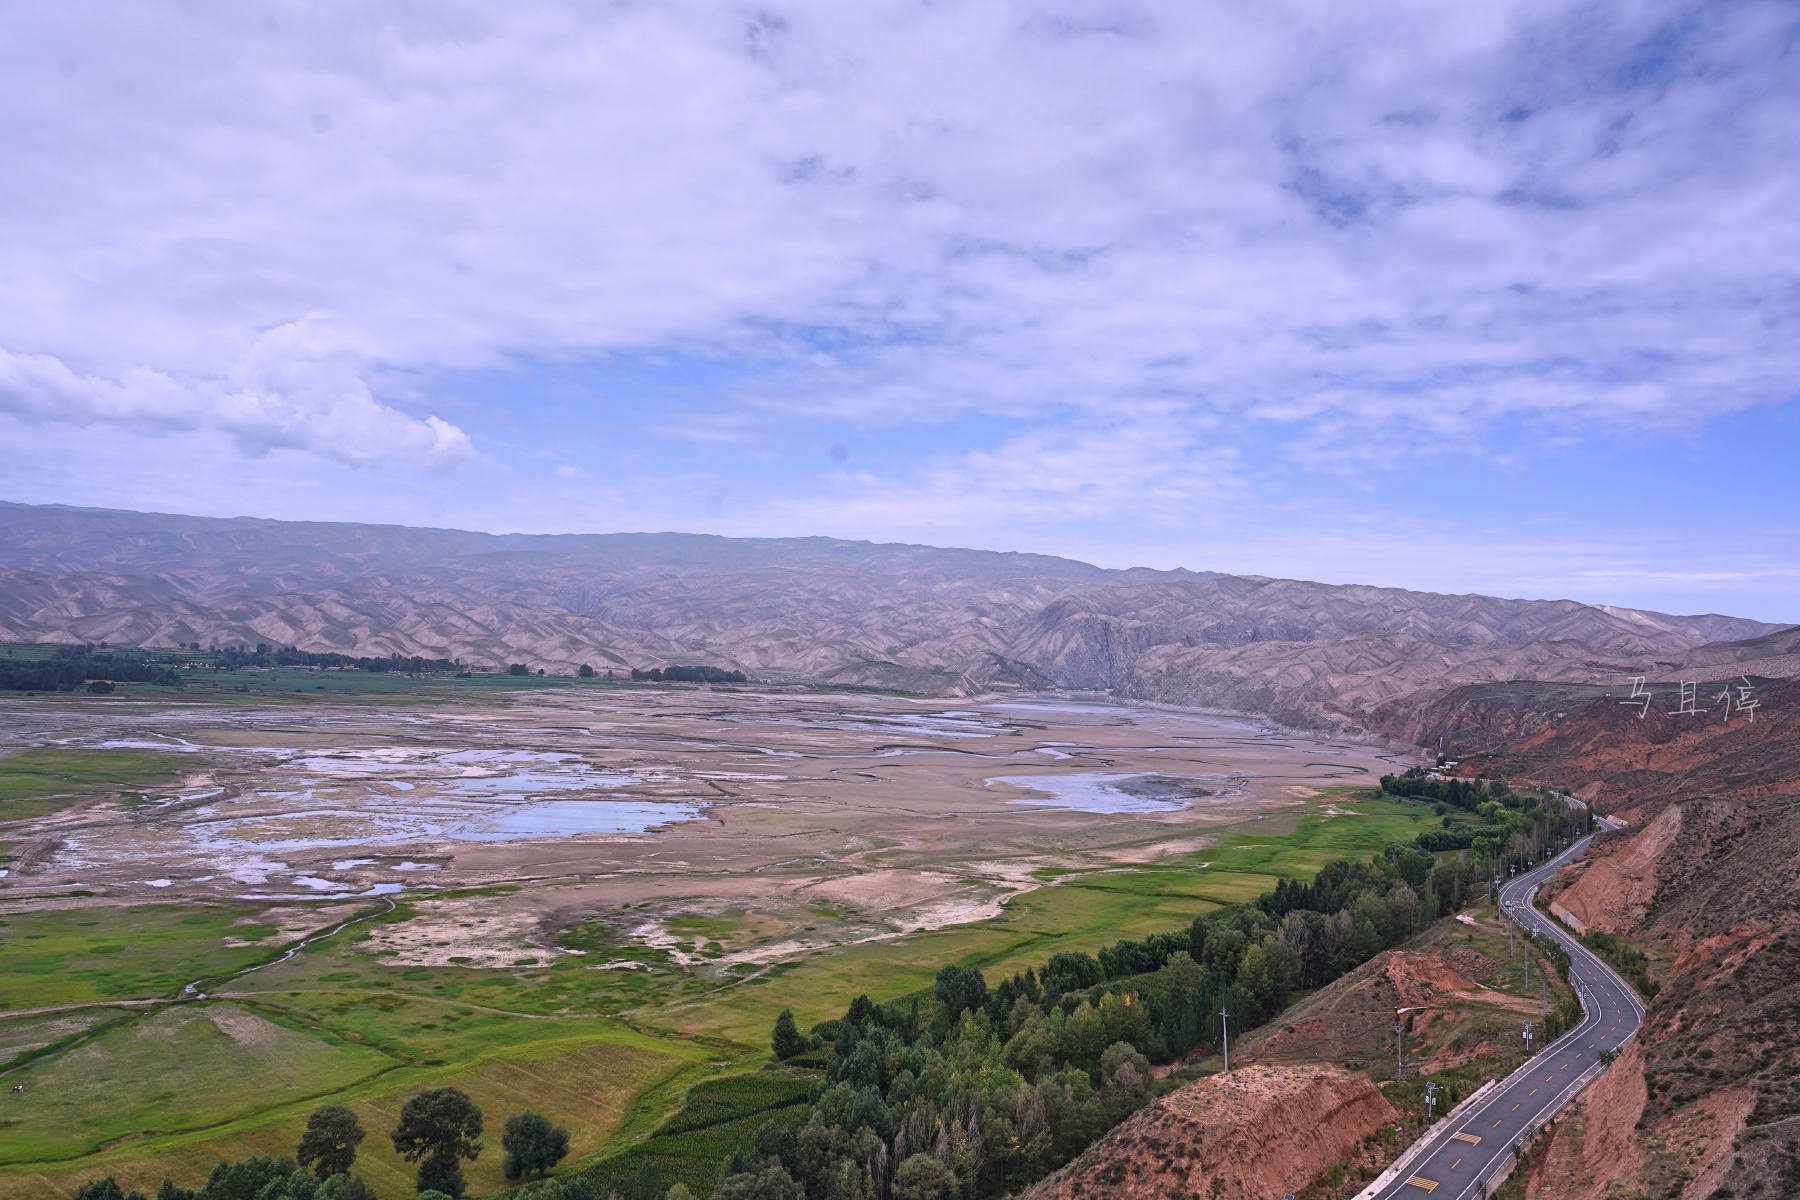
[2,1,1797,621]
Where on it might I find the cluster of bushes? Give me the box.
[67,1092,572,1200]
[1581,929,1660,1000]
[630,666,749,684]
[0,649,183,691]
[1381,770,1593,875]
[0,641,471,691]
[212,645,461,674]
[70,1160,375,1200]
[721,839,1483,1199]
[1379,770,1516,811]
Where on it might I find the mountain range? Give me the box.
[1,501,1793,731]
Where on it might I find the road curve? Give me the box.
[1367,827,1646,1200]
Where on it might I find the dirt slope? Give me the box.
[1025,1064,1395,1200]
[1243,943,1539,1073]
[1527,792,1800,1198]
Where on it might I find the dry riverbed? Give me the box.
[1,688,1404,962]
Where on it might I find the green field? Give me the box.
[0,748,194,822]
[638,792,1445,1048]
[0,904,279,1010]
[0,640,650,706]
[0,1003,395,1163]
[0,782,1453,1198]
[585,1074,811,1198]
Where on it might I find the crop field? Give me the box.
[586,1091,810,1197]
[0,686,1438,1198]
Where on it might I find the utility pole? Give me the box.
[1523,1019,1536,1056]
[1425,1080,1442,1123]
[1219,1008,1232,1096]
[1395,1007,1425,1080]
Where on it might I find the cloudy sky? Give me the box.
[3,1,1796,619]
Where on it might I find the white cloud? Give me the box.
[0,318,472,466]
[0,0,1793,596]
[5,2,1793,434]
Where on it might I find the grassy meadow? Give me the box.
[0,752,1461,1199]
[0,749,193,823]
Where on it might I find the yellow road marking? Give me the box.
[1492,1118,1503,1127]
[1512,1103,1520,1111]
[1451,1131,1483,1145]
[1406,1177,1440,1193]
[1561,1063,1569,1070]
[1530,1088,1538,1096]
[1451,1157,1462,1169]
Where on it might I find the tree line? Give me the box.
[0,649,183,691]
[717,837,1493,1200]
[212,645,461,674]
[630,666,748,684]
[1381,769,1593,877]
[66,1090,571,1200]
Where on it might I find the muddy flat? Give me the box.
[1,688,1404,956]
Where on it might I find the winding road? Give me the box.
[1368,822,1646,1199]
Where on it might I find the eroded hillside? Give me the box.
[1025,1064,1395,1200]
[1528,794,1800,1199]
[1,503,1787,728]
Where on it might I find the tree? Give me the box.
[507,664,530,676]
[1157,950,1204,1000]
[892,1154,955,1200]
[772,1009,802,1059]
[713,1163,802,1200]
[499,1111,569,1180]
[198,1156,296,1200]
[1098,1041,1153,1123]
[577,664,595,678]
[390,1088,482,1197]
[298,1105,366,1178]
[72,1181,140,1200]
[932,964,987,1022]
[415,1159,464,1199]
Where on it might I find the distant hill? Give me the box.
[0,501,1787,727]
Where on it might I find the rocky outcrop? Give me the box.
[1026,1064,1395,1200]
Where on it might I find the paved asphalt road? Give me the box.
[1367,826,1646,1199]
